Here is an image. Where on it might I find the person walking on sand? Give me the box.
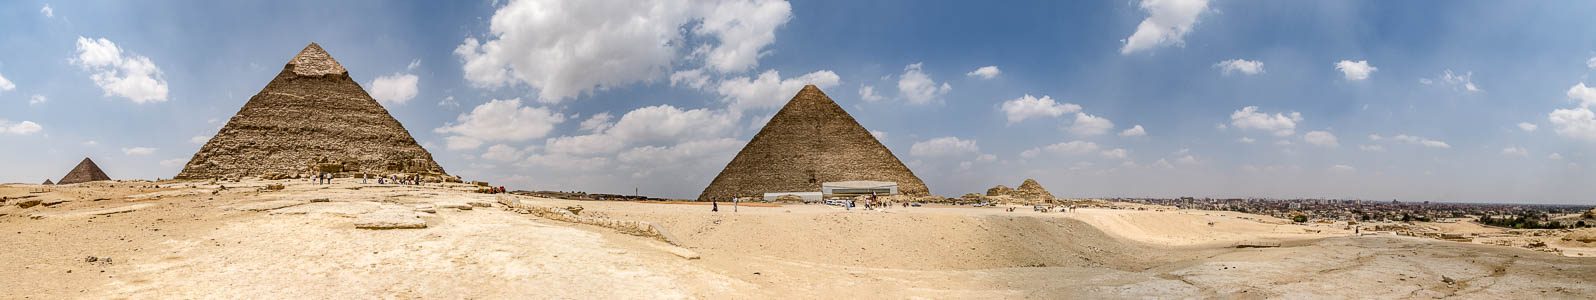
[712,200,719,212]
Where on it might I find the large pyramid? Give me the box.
[58,157,111,184]
[698,85,928,201]
[175,43,445,179]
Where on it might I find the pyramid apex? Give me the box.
[288,42,347,76]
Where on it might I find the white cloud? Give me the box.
[910,136,979,157]
[434,98,565,150]
[1175,155,1198,165]
[438,96,460,109]
[1330,164,1356,173]
[1119,125,1147,137]
[547,104,738,155]
[870,130,887,142]
[1230,106,1302,136]
[1020,148,1041,159]
[121,147,157,155]
[1369,134,1451,148]
[72,36,170,103]
[1518,122,1538,132]
[482,144,532,162]
[406,59,421,71]
[1100,148,1129,160]
[1502,146,1528,156]
[0,73,14,92]
[1549,107,1596,142]
[1120,0,1210,54]
[1549,153,1563,160]
[190,135,209,144]
[455,0,792,102]
[1335,60,1377,81]
[1568,83,1596,108]
[858,85,885,102]
[1000,94,1080,125]
[1274,140,1293,146]
[579,112,615,133]
[897,63,951,104]
[1238,137,1255,143]
[1042,140,1100,155]
[965,66,1001,79]
[669,69,711,90]
[0,120,43,135]
[1152,158,1175,169]
[40,4,53,18]
[1213,59,1264,75]
[370,73,419,105]
[82,140,98,146]
[1588,56,1596,69]
[159,158,187,168]
[1358,145,1384,152]
[1069,112,1115,136]
[716,69,840,112]
[29,94,46,105]
[1303,130,1339,147]
[976,154,997,162]
[1423,69,1479,92]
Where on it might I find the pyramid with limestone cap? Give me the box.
[698,85,928,201]
[175,43,445,179]
[58,157,111,184]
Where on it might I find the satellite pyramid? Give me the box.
[41,179,54,185]
[698,85,928,201]
[175,43,445,179]
[58,157,111,184]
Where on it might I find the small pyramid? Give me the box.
[42,179,54,185]
[58,157,112,184]
[1014,178,1055,203]
[698,85,928,201]
[175,43,446,179]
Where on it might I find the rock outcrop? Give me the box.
[985,179,1056,204]
[175,43,445,179]
[986,185,1013,197]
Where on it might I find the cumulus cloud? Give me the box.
[370,73,419,105]
[0,73,14,92]
[482,144,533,162]
[1120,125,1147,137]
[1358,144,1384,152]
[1303,130,1339,147]
[438,96,460,109]
[1042,140,1100,155]
[1501,146,1528,156]
[669,69,711,90]
[1214,59,1264,75]
[579,112,615,133]
[1368,134,1450,149]
[29,94,47,105]
[1589,56,1596,69]
[1000,94,1080,125]
[1568,82,1596,108]
[870,130,887,142]
[121,147,157,155]
[40,4,53,18]
[965,66,1001,79]
[897,63,951,104]
[716,69,839,112]
[858,85,884,102]
[1230,106,1302,136]
[455,0,793,102]
[0,120,43,135]
[1335,60,1377,81]
[72,36,170,103]
[1120,0,1210,54]
[1100,148,1129,160]
[910,137,980,157]
[434,98,565,150]
[190,135,209,144]
[1518,122,1538,132]
[1549,107,1596,142]
[1421,69,1479,92]
[1549,153,1563,160]
[1069,112,1115,136]
[1238,137,1255,143]
[545,104,738,155]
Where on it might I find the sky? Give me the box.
[3,0,1596,204]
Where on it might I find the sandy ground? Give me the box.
[3,180,1595,299]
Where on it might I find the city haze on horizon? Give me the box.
[3,0,1596,205]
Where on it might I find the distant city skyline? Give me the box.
[2,1,1596,204]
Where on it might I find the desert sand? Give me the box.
[3,179,1595,299]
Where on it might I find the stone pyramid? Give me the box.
[175,43,445,179]
[42,179,53,185]
[1014,178,1055,201]
[58,157,111,184]
[698,85,928,201]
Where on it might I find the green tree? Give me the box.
[1292,215,1308,223]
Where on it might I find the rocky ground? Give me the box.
[2,179,1593,299]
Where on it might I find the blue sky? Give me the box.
[3,0,1596,204]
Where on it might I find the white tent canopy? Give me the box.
[822,181,898,196]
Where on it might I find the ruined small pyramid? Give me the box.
[175,43,445,179]
[41,179,54,185]
[698,85,929,201]
[1015,178,1054,201]
[58,157,111,185]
